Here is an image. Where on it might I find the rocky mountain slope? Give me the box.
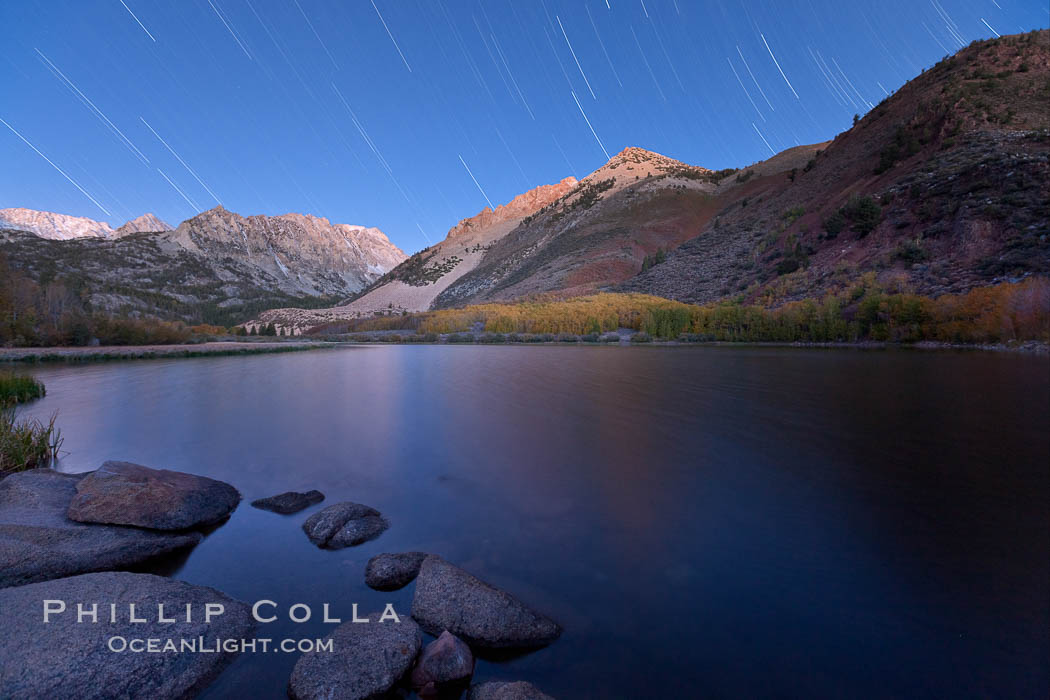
[254,176,580,328]
[254,148,726,329]
[619,29,1049,305]
[256,30,1047,332]
[115,213,171,236]
[170,207,405,296]
[0,207,405,327]
[0,208,171,240]
[433,147,727,307]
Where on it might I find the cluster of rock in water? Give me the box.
[0,461,559,699]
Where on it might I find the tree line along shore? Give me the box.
[304,277,1049,346]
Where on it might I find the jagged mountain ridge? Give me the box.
[257,30,1048,332]
[171,207,406,296]
[433,146,726,308]
[0,206,406,326]
[253,176,581,327]
[0,208,172,240]
[253,147,724,329]
[439,32,1048,309]
[116,213,171,236]
[618,29,1050,304]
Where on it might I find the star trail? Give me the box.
[0,0,1044,252]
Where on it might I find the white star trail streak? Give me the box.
[930,0,960,33]
[728,57,765,120]
[441,1,492,97]
[631,25,666,101]
[458,155,494,209]
[156,168,200,211]
[571,90,610,160]
[930,0,966,47]
[752,122,775,155]
[808,47,848,108]
[650,21,685,93]
[293,0,339,69]
[542,25,575,92]
[494,125,531,188]
[813,49,857,109]
[476,16,517,103]
[140,117,222,206]
[34,49,150,166]
[371,0,412,73]
[491,32,535,119]
[332,84,393,174]
[557,15,596,100]
[737,45,774,111]
[586,4,622,88]
[118,0,155,42]
[415,222,432,244]
[980,18,1000,38]
[921,21,952,54]
[0,117,112,216]
[761,33,799,100]
[551,133,578,178]
[832,57,874,110]
[207,0,253,60]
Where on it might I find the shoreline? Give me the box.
[334,333,1050,354]
[329,335,1050,352]
[2,338,1046,362]
[0,341,335,363]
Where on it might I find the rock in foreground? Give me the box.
[67,461,240,530]
[0,571,254,699]
[365,551,428,591]
[251,489,325,514]
[467,681,555,700]
[411,556,561,649]
[411,630,474,692]
[302,501,389,549]
[288,612,421,700]
[0,470,202,588]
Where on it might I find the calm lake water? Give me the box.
[16,346,1050,698]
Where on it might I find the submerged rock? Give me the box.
[0,571,254,699]
[67,461,240,530]
[251,489,325,514]
[365,551,428,591]
[411,556,561,649]
[288,611,421,700]
[467,681,555,700]
[411,630,474,692]
[302,501,388,549]
[0,469,202,588]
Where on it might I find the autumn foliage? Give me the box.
[344,278,1050,344]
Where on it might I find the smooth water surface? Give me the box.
[17,346,1050,698]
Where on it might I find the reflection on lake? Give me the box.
[18,346,1049,698]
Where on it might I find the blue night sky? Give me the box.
[1,1,1045,253]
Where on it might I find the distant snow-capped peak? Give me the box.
[0,208,115,240]
[0,208,172,240]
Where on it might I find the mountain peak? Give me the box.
[172,206,405,285]
[197,205,230,218]
[602,146,703,172]
[612,146,665,160]
[577,147,713,191]
[448,176,579,240]
[0,207,115,240]
[116,213,171,236]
